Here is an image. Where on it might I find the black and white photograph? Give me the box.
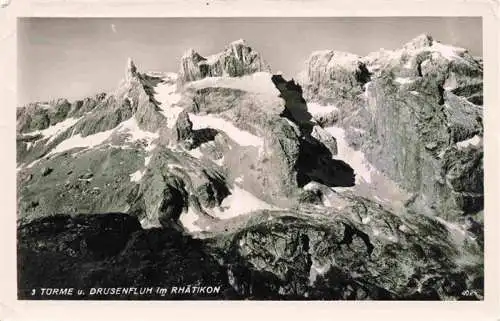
[15,16,485,301]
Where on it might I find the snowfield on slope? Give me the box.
[179,184,278,233]
[210,185,276,219]
[154,78,184,128]
[189,113,264,147]
[48,117,159,155]
[21,117,83,144]
[324,126,377,185]
[307,102,339,117]
[186,72,280,96]
[456,135,482,150]
[324,125,410,210]
[179,207,203,233]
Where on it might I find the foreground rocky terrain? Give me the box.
[17,36,483,300]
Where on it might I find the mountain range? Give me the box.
[16,34,483,300]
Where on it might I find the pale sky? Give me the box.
[18,17,482,105]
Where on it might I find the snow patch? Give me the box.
[187,147,203,159]
[430,41,465,61]
[189,113,263,147]
[140,218,162,229]
[387,235,399,243]
[48,127,115,155]
[307,102,339,116]
[211,186,275,219]
[187,72,279,96]
[309,262,331,285]
[23,117,83,144]
[434,217,472,245]
[325,126,377,184]
[129,170,144,182]
[179,207,202,232]
[394,77,414,84]
[167,163,184,170]
[303,181,320,192]
[48,117,159,155]
[363,81,372,99]
[456,135,482,150]
[155,80,183,128]
[117,117,160,143]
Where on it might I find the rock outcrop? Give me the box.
[179,39,271,82]
[17,94,107,134]
[18,213,232,299]
[299,50,370,110]
[18,202,483,300]
[76,58,166,135]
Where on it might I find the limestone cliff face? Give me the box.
[363,75,482,217]
[179,39,271,82]
[298,34,484,218]
[299,50,371,106]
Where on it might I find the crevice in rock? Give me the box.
[339,223,374,257]
[271,74,355,188]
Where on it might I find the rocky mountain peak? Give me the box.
[125,57,138,81]
[230,38,247,46]
[301,49,370,104]
[227,38,249,52]
[181,48,206,62]
[179,39,271,82]
[403,33,434,50]
[306,50,364,72]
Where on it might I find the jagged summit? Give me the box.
[307,50,363,69]
[403,33,434,50]
[126,57,138,81]
[230,38,246,46]
[181,39,249,59]
[402,33,468,53]
[181,48,206,60]
[179,39,271,82]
